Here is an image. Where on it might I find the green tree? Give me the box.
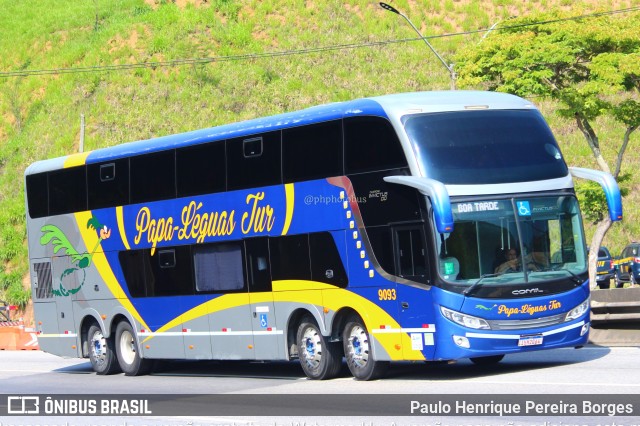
[455,10,640,288]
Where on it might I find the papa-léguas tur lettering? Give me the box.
[134,191,275,254]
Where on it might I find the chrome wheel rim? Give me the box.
[119,329,136,366]
[346,325,369,368]
[301,326,322,369]
[90,330,107,366]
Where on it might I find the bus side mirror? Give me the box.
[569,167,623,222]
[383,176,454,233]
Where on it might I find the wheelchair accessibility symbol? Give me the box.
[517,201,531,216]
[260,314,268,328]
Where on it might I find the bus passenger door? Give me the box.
[246,238,281,360]
[392,226,437,361]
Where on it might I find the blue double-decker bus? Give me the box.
[25,91,622,380]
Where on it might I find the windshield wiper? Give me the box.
[463,272,503,297]
[539,265,584,286]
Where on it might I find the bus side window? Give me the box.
[269,234,311,282]
[282,120,343,183]
[245,237,272,293]
[151,246,193,296]
[176,141,226,197]
[227,131,282,191]
[49,166,87,215]
[193,243,245,293]
[309,231,348,287]
[344,116,407,174]
[394,227,428,284]
[26,172,49,218]
[130,150,176,204]
[88,159,130,209]
[119,246,193,297]
[366,226,396,276]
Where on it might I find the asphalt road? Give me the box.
[1,346,639,426]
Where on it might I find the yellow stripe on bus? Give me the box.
[75,211,150,331]
[63,152,90,168]
[116,206,131,250]
[281,183,294,235]
[145,280,416,361]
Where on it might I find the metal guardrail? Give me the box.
[590,287,640,346]
[591,287,640,322]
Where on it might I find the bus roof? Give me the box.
[25,91,535,175]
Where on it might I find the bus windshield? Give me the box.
[436,196,587,286]
[403,109,569,184]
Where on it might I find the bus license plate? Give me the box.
[518,335,543,347]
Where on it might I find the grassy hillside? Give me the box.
[1,0,639,309]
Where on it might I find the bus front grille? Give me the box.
[487,313,566,330]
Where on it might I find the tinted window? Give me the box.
[283,121,343,183]
[348,169,421,226]
[404,109,569,184]
[49,166,87,215]
[193,243,245,292]
[26,173,48,218]
[227,131,281,191]
[130,150,176,204]
[245,237,271,292]
[177,142,226,197]
[395,227,427,283]
[366,226,395,275]
[88,159,130,209]
[119,249,152,297]
[119,246,193,297]
[269,234,311,281]
[309,232,348,287]
[344,116,407,174]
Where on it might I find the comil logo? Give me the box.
[512,288,544,295]
[7,396,40,414]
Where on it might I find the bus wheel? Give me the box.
[115,321,152,376]
[470,355,505,365]
[87,324,120,375]
[343,316,388,381]
[296,316,341,380]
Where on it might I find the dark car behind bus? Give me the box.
[615,242,640,287]
[595,246,616,289]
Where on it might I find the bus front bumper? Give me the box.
[434,319,590,361]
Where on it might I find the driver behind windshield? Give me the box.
[495,247,549,274]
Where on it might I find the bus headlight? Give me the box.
[440,306,490,330]
[565,297,590,322]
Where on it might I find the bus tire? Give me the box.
[87,324,120,375]
[296,316,342,380]
[470,354,505,365]
[343,316,388,381]
[115,321,152,376]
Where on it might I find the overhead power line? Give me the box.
[1,5,639,79]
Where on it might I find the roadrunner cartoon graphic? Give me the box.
[476,304,498,311]
[40,217,111,296]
